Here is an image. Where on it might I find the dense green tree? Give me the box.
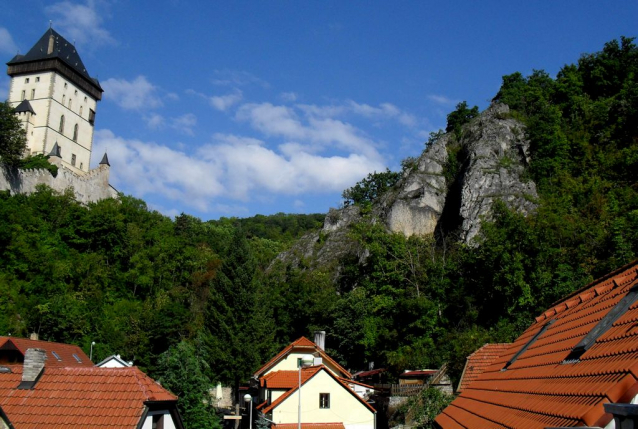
[0,101,27,167]
[342,169,401,207]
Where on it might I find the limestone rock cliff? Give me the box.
[275,103,538,271]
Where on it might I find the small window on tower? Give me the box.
[25,78,29,83]
[62,95,66,104]
[73,124,78,142]
[64,83,67,89]
[59,115,65,133]
[74,90,78,95]
[68,99,72,109]
[71,154,76,166]
[36,77,40,82]
[80,106,83,116]
[31,89,35,99]
[21,90,25,100]
[80,162,83,170]
[89,109,95,126]
[84,96,87,102]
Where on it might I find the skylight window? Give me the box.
[503,319,555,370]
[563,285,638,363]
[72,353,82,363]
[51,351,62,361]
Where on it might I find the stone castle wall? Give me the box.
[0,161,118,204]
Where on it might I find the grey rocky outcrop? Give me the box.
[274,103,538,272]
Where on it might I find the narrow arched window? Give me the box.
[73,124,78,141]
[80,106,83,116]
[68,99,72,109]
[62,95,66,104]
[59,115,65,134]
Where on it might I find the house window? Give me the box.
[89,109,95,126]
[71,154,76,166]
[152,414,164,429]
[59,115,65,133]
[73,124,78,141]
[68,99,72,109]
[64,83,67,89]
[74,90,78,95]
[80,106,83,116]
[80,162,83,170]
[319,393,330,409]
[36,77,40,82]
[84,96,87,102]
[62,95,66,104]
[31,89,35,99]
[21,90,25,100]
[25,78,29,83]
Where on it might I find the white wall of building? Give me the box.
[269,370,374,429]
[8,70,98,173]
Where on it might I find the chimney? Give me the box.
[30,332,38,341]
[604,403,638,429]
[20,348,46,387]
[314,331,326,351]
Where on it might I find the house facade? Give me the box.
[254,336,376,429]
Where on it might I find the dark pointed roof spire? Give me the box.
[49,142,61,158]
[99,152,110,166]
[14,100,35,115]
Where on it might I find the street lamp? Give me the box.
[244,393,253,429]
[298,355,314,429]
[90,341,96,362]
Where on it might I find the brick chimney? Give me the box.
[314,331,326,351]
[20,348,46,387]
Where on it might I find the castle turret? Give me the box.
[6,27,103,174]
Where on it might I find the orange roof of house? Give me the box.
[254,337,351,379]
[0,336,92,367]
[273,424,345,429]
[0,365,178,428]
[436,260,638,429]
[262,369,318,389]
[262,365,375,415]
[456,343,510,393]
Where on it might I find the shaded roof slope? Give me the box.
[7,28,102,91]
[436,260,638,429]
[0,366,176,428]
[254,337,351,379]
[0,336,92,367]
[456,343,509,393]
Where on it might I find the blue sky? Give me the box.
[1,1,636,219]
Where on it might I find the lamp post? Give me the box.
[89,341,96,362]
[298,355,314,429]
[244,393,253,429]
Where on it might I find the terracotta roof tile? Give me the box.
[0,366,177,428]
[436,260,638,429]
[0,337,92,367]
[457,343,510,393]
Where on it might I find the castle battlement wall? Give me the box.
[0,163,118,204]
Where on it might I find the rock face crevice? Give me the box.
[274,103,538,272]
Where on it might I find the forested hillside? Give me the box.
[0,37,636,427]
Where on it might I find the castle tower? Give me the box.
[6,27,103,174]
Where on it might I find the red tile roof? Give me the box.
[456,343,509,393]
[254,337,351,379]
[262,369,318,389]
[436,260,638,429]
[262,365,376,415]
[273,423,346,429]
[0,337,92,367]
[0,365,177,428]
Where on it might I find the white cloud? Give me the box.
[102,75,162,110]
[211,69,269,88]
[144,113,164,129]
[428,94,458,107]
[92,128,384,212]
[280,92,298,102]
[45,0,115,48]
[0,28,18,55]
[171,113,197,136]
[210,90,243,111]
